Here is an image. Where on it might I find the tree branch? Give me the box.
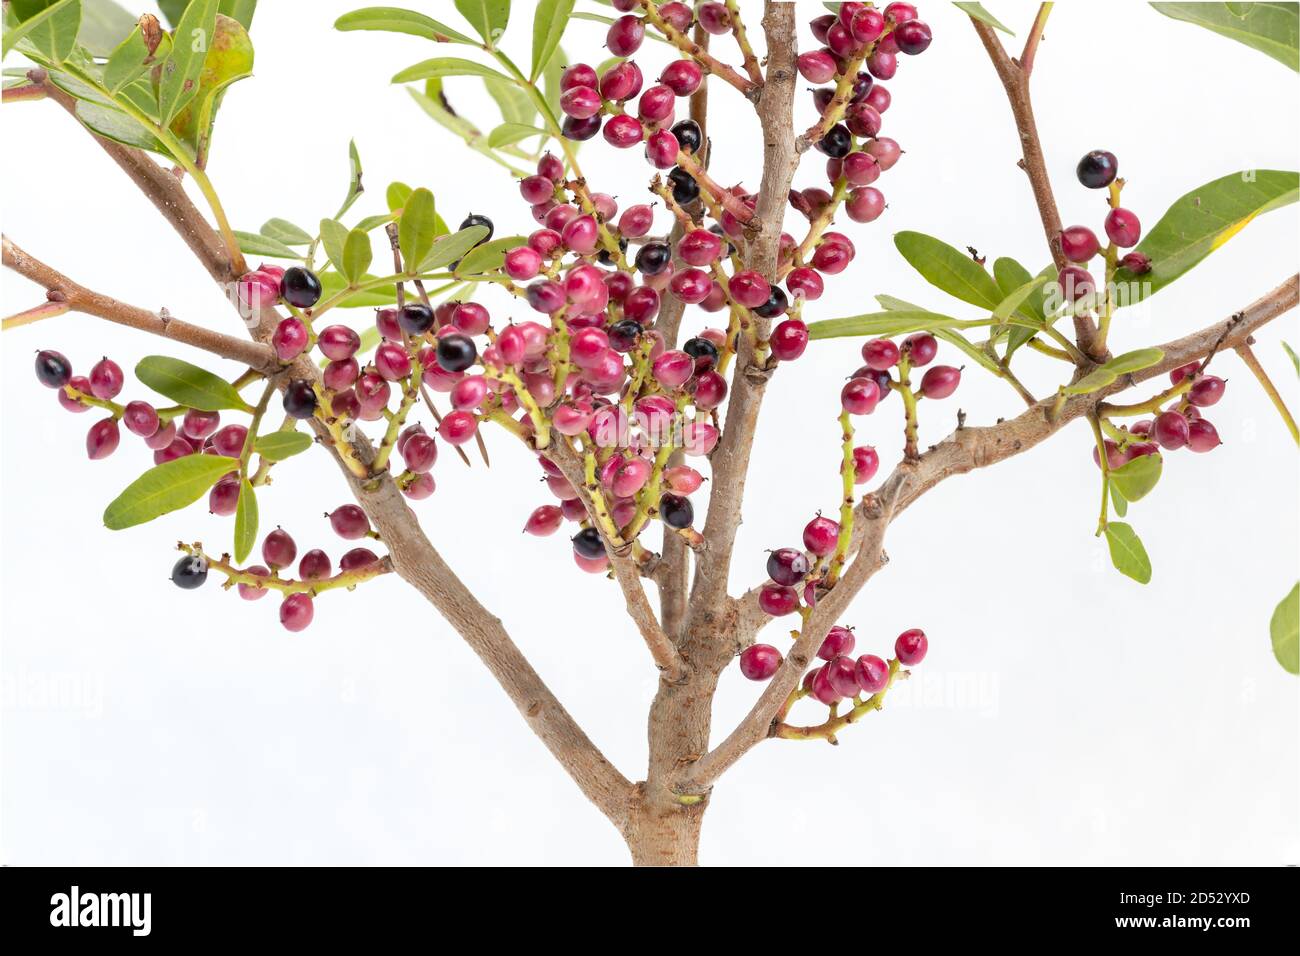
[970,14,1102,360]
[40,96,636,830]
[687,0,799,637]
[2,235,276,371]
[687,274,1299,790]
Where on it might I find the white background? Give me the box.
[2,0,1298,866]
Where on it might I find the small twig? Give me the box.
[1235,342,1299,445]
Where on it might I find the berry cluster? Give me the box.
[1093,361,1225,468]
[1056,149,1149,302]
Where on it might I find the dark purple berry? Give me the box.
[35,349,71,388]
[280,267,322,308]
[436,333,478,373]
[283,379,318,419]
[1076,150,1118,189]
[659,492,694,529]
[171,554,208,589]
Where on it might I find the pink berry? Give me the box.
[618,204,654,238]
[664,465,704,494]
[182,408,220,440]
[1105,208,1142,248]
[1187,419,1221,452]
[798,51,839,84]
[339,547,379,572]
[729,270,771,308]
[375,341,412,381]
[263,528,297,570]
[607,14,645,56]
[86,417,120,459]
[895,628,927,665]
[524,504,564,536]
[803,515,840,556]
[852,445,879,483]
[238,566,271,601]
[645,129,679,169]
[439,410,478,445]
[841,377,881,415]
[599,60,643,102]
[758,582,799,616]
[560,63,598,91]
[299,549,332,581]
[211,424,248,457]
[88,357,124,400]
[329,504,371,539]
[826,655,861,697]
[920,365,961,399]
[856,654,890,693]
[1153,411,1189,450]
[818,624,856,661]
[903,332,937,366]
[1188,375,1225,407]
[1060,225,1100,263]
[318,324,360,361]
[280,593,314,632]
[637,84,675,123]
[861,338,899,370]
[739,644,783,681]
[653,350,694,389]
[659,59,702,96]
[122,400,159,437]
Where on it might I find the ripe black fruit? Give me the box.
[436,333,477,373]
[635,241,672,276]
[572,527,606,559]
[398,303,435,335]
[683,336,720,369]
[815,124,852,159]
[283,379,318,419]
[668,167,700,204]
[171,554,208,589]
[671,119,702,153]
[754,286,789,319]
[660,493,694,529]
[35,349,71,388]
[280,267,322,308]
[1077,150,1118,189]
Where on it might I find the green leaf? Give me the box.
[894,231,1005,311]
[335,5,474,44]
[79,0,141,58]
[484,74,535,126]
[1104,522,1152,584]
[455,0,509,47]
[398,187,437,273]
[1109,452,1163,503]
[421,224,489,271]
[455,235,525,274]
[166,12,254,167]
[1151,2,1298,70]
[103,20,161,93]
[1109,482,1129,518]
[954,2,1014,34]
[1120,170,1299,302]
[260,217,312,245]
[387,180,413,211]
[319,218,350,274]
[233,478,257,562]
[315,271,396,308]
[487,121,546,148]
[233,229,297,259]
[74,99,166,152]
[1064,348,1165,394]
[158,0,255,30]
[4,0,82,62]
[392,56,510,83]
[992,276,1046,324]
[354,212,397,233]
[1270,582,1299,674]
[253,430,313,461]
[156,0,217,127]
[1103,347,1165,375]
[103,453,237,530]
[334,139,365,219]
[530,0,573,80]
[135,355,250,411]
[341,227,374,284]
[808,309,966,340]
[1283,341,1300,377]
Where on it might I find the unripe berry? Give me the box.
[525,504,565,536]
[88,357,124,400]
[375,341,412,381]
[693,369,728,409]
[280,593,314,632]
[659,59,702,96]
[798,50,838,84]
[1077,150,1118,189]
[1186,375,1225,407]
[664,465,704,495]
[861,338,899,370]
[682,421,719,456]
[803,515,840,556]
[318,324,361,361]
[212,423,248,457]
[658,1,692,31]
[818,625,856,661]
[826,655,861,697]
[299,549,332,581]
[856,654,890,693]
[678,229,722,266]
[842,151,881,186]
[867,50,897,79]
[1187,418,1221,452]
[697,1,730,34]
[895,628,928,665]
[1105,208,1142,247]
[339,547,379,572]
[850,6,885,42]
[845,102,882,139]
[810,664,841,705]
[375,307,402,341]
[1057,265,1096,302]
[1169,362,1200,385]
[182,408,220,440]
[1153,411,1190,450]
[603,113,645,148]
[645,129,680,168]
[599,60,643,102]
[638,84,675,123]
[758,582,799,616]
[1120,252,1152,274]
[123,400,160,437]
[607,13,645,55]
[852,445,879,484]
[86,417,120,459]
[841,377,881,415]
[894,19,932,54]
[329,504,370,539]
[729,270,771,308]
[439,410,478,445]
[903,332,937,366]
[1060,225,1100,263]
[618,204,655,238]
[739,644,782,681]
[653,349,694,389]
[238,565,271,600]
[208,475,240,515]
[560,62,597,91]
[920,365,961,399]
[322,357,360,391]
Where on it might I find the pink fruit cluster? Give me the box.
[1093,361,1225,468]
[740,624,928,705]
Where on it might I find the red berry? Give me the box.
[524,505,565,536]
[895,628,927,665]
[86,417,120,459]
[208,475,240,515]
[769,319,809,361]
[560,63,597,91]
[798,51,839,84]
[1153,411,1190,450]
[280,593,314,632]
[920,365,961,399]
[122,400,160,437]
[1187,418,1221,452]
[659,59,702,96]
[767,547,811,587]
[758,582,799,616]
[1057,265,1096,302]
[729,270,771,308]
[328,504,370,539]
[607,13,645,56]
[439,410,478,445]
[1188,375,1225,407]
[211,424,248,457]
[856,654,890,693]
[852,445,879,483]
[1060,225,1100,263]
[1120,252,1151,274]
[826,655,861,697]
[810,664,841,705]
[88,357,123,400]
[299,549,332,581]
[786,267,824,302]
[841,377,881,415]
[645,129,680,168]
[894,19,931,55]
[1105,208,1142,248]
[861,338,900,370]
[739,644,783,681]
[846,186,885,223]
[903,332,937,367]
[263,528,297,570]
[818,625,856,661]
[339,547,379,572]
[803,516,840,556]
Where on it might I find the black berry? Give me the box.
[754,286,789,318]
[671,119,702,153]
[436,333,477,372]
[668,167,700,204]
[683,336,720,369]
[171,554,208,590]
[458,213,494,243]
[572,526,606,559]
[35,349,72,388]
[609,319,643,352]
[659,493,694,529]
[398,303,435,335]
[816,124,853,159]
[563,115,602,141]
[635,241,672,276]
[280,267,322,308]
[283,379,318,419]
[1076,150,1118,189]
